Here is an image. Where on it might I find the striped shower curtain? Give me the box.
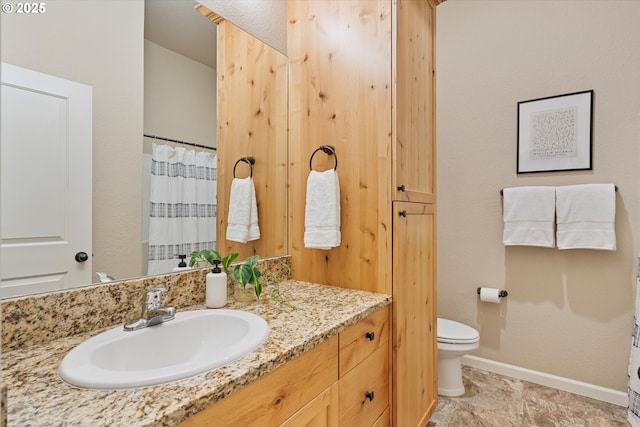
[629,257,640,426]
[147,143,217,275]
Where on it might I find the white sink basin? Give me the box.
[58,309,269,389]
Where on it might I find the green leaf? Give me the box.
[233,263,252,286]
[221,253,239,271]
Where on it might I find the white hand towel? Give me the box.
[304,169,341,249]
[247,178,260,241]
[502,186,556,248]
[556,183,616,250]
[226,177,260,243]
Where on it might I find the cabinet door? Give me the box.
[393,0,436,203]
[280,383,339,427]
[392,202,437,427]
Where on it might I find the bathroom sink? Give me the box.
[58,309,269,389]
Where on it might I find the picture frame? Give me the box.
[517,90,593,174]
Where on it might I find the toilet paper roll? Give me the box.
[479,287,501,303]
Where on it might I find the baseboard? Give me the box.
[462,355,628,407]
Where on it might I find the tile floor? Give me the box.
[428,366,629,426]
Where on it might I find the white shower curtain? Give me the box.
[147,143,217,275]
[629,257,640,426]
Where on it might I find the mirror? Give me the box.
[0,0,288,298]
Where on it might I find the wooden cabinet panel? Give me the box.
[339,344,389,427]
[339,306,389,375]
[280,382,339,427]
[392,202,437,427]
[178,335,338,427]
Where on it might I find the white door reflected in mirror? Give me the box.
[0,63,92,298]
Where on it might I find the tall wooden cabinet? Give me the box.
[288,0,442,425]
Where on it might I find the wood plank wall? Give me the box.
[215,20,288,260]
[287,0,393,294]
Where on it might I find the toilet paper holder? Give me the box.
[477,288,508,298]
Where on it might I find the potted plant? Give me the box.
[232,255,263,301]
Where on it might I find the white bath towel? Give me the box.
[304,169,341,249]
[226,177,260,243]
[502,186,556,248]
[556,183,616,250]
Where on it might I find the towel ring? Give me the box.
[309,145,338,171]
[233,156,255,178]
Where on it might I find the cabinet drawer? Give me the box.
[339,306,389,376]
[339,343,389,427]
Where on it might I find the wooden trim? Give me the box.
[194,4,225,24]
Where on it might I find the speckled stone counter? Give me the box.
[2,280,391,426]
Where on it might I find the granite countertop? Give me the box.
[2,280,391,427]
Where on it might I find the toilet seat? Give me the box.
[437,318,479,344]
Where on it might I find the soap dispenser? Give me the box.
[173,254,190,271]
[206,259,227,308]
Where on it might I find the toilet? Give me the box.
[437,318,480,397]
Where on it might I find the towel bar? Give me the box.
[233,156,255,178]
[309,145,338,171]
[500,185,618,196]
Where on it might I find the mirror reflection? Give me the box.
[0,0,288,298]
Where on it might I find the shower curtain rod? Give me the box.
[143,134,217,151]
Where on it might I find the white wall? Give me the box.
[1,0,145,281]
[436,0,640,392]
[143,40,217,149]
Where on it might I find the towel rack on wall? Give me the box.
[499,185,618,196]
[233,156,255,178]
[309,145,338,171]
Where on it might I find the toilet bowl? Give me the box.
[437,318,480,397]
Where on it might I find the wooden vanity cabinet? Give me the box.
[178,309,390,427]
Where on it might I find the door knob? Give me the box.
[75,251,89,262]
[365,391,375,401]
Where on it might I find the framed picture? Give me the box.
[517,90,593,174]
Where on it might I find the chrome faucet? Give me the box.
[124,287,176,331]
